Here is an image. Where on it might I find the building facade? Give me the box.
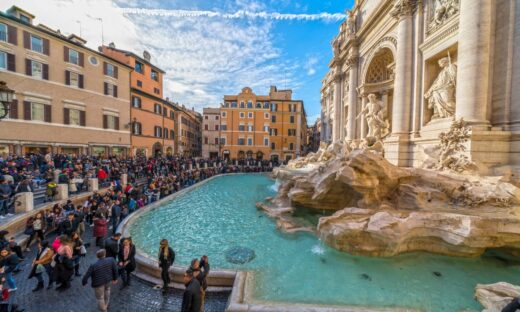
[322,0,520,170]
[168,102,202,157]
[0,6,132,157]
[100,44,176,157]
[202,107,221,159]
[221,86,307,163]
[307,118,321,153]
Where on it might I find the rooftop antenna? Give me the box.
[87,15,104,45]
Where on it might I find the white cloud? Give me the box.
[304,56,319,76]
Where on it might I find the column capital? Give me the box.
[346,55,359,67]
[390,0,416,19]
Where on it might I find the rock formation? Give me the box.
[475,282,520,312]
[264,133,520,257]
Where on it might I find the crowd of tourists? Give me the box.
[0,153,276,216]
[0,152,276,312]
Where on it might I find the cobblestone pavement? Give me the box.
[8,230,230,312]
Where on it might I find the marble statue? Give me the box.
[425,55,457,119]
[356,94,390,140]
[436,118,475,172]
[345,9,356,36]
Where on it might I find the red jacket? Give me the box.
[98,169,107,180]
[93,218,108,238]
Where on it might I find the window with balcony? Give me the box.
[135,61,144,74]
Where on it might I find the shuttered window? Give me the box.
[24,101,51,122]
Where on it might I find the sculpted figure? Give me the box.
[432,0,460,25]
[345,9,356,35]
[356,94,390,140]
[425,55,457,119]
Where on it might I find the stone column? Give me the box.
[88,178,99,192]
[121,174,128,187]
[382,91,389,115]
[53,170,61,183]
[332,73,343,142]
[347,53,359,141]
[390,0,415,135]
[360,95,368,138]
[14,192,33,214]
[455,0,494,127]
[57,184,68,200]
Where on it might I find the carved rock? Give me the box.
[475,282,520,312]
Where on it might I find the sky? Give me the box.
[2,0,355,124]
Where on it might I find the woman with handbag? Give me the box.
[118,237,136,289]
[29,240,54,292]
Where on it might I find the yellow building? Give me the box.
[221,86,307,163]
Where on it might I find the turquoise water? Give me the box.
[130,174,520,311]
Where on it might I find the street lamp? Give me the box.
[0,81,14,120]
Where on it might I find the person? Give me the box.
[71,232,84,277]
[54,235,74,291]
[44,181,57,203]
[25,213,44,251]
[60,213,78,237]
[189,256,210,311]
[110,201,121,233]
[82,249,118,312]
[502,298,520,312]
[104,233,121,260]
[29,240,54,292]
[181,270,202,312]
[117,238,135,288]
[158,239,175,292]
[0,179,12,216]
[93,213,108,247]
[0,249,20,291]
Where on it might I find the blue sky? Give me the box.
[4,0,355,123]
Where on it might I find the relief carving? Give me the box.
[425,53,457,120]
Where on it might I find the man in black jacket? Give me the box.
[82,249,118,312]
[181,270,201,312]
[104,233,121,259]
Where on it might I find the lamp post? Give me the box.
[0,81,15,120]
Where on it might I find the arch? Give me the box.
[256,151,264,160]
[246,150,253,159]
[152,142,162,157]
[166,147,173,156]
[365,48,394,84]
[237,150,245,160]
[361,36,397,84]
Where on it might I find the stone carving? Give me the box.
[425,54,457,119]
[391,0,416,18]
[423,118,475,173]
[356,94,390,141]
[430,0,460,28]
[345,9,356,36]
[475,282,520,312]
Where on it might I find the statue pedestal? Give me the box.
[88,178,99,191]
[57,184,69,200]
[121,174,128,187]
[53,170,61,183]
[14,192,33,214]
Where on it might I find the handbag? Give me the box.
[79,245,87,255]
[24,227,34,236]
[35,264,45,274]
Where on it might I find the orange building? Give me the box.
[221,86,307,163]
[100,44,176,157]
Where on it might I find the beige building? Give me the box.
[322,0,520,170]
[166,101,202,157]
[202,107,221,159]
[0,6,132,157]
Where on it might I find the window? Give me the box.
[163,108,168,116]
[204,137,208,144]
[221,124,227,131]
[289,143,294,150]
[264,113,269,119]
[137,80,142,87]
[221,112,227,118]
[105,63,115,77]
[247,101,253,108]
[264,137,269,146]
[248,112,253,118]
[238,125,245,131]
[238,138,245,145]
[270,128,278,136]
[68,49,79,65]
[263,102,269,109]
[0,24,6,42]
[70,71,79,87]
[103,82,117,97]
[170,130,174,138]
[135,61,143,74]
[271,102,278,112]
[0,51,6,69]
[239,112,245,118]
[247,125,253,132]
[231,102,237,108]
[20,15,30,23]
[240,101,245,108]
[151,70,158,81]
[170,111,175,119]
[154,88,160,95]
[106,115,117,129]
[31,103,45,121]
[256,102,261,108]
[215,125,219,131]
[290,116,295,123]
[89,56,98,65]
[271,115,276,123]
[204,124,208,130]
[247,138,253,146]
[214,138,219,145]
[154,126,162,138]
[31,60,43,79]
[288,129,296,136]
[154,104,162,115]
[132,96,141,108]
[215,115,219,120]
[30,35,43,53]
[204,116,208,120]
[132,122,141,135]
[263,125,269,132]
[164,128,169,139]
[69,109,81,126]
[271,142,275,150]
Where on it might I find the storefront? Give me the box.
[0,145,10,157]
[91,146,107,158]
[24,145,50,155]
[60,147,81,155]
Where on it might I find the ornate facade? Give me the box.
[321,0,520,170]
